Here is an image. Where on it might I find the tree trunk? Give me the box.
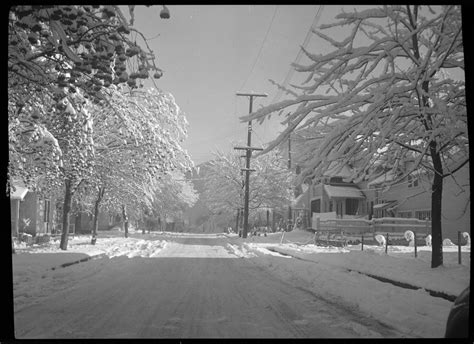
[430,144,444,268]
[91,186,105,245]
[122,204,128,238]
[235,208,240,233]
[60,179,73,250]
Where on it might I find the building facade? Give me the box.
[302,161,470,240]
[10,183,55,237]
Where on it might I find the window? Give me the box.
[346,199,359,215]
[408,174,419,188]
[311,199,321,213]
[397,211,413,218]
[415,210,431,220]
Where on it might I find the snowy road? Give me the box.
[14,236,403,338]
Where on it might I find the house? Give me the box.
[10,181,55,238]
[71,211,116,234]
[293,157,469,241]
[366,160,470,240]
[306,162,367,219]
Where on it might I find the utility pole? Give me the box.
[234,92,267,238]
[236,155,245,236]
[287,121,293,231]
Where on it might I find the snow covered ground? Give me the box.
[12,229,470,338]
[235,230,470,337]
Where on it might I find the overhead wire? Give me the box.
[237,5,279,92]
[270,5,324,105]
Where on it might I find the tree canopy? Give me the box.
[242,5,466,267]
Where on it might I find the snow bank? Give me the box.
[14,235,167,259]
[255,254,454,338]
[240,238,469,337]
[226,243,257,258]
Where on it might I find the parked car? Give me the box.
[445,286,469,338]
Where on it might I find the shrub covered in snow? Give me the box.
[374,234,386,246]
[443,239,454,246]
[425,235,432,247]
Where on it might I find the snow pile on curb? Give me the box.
[267,244,470,297]
[244,243,292,258]
[239,240,469,337]
[14,236,168,259]
[226,243,257,258]
[245,247,456,338]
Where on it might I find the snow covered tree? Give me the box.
[148,171,198,231]
[242,6,466,268]
[88,87,193,241]
[9,5,164,101]
[9,5,174,249]
[8,4,167,190]
[201,149,293,227]
[9,81,95,250]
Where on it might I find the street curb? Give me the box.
[51,253,107,270]
[266,246,457,302]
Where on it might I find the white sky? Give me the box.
[125,5,465,166]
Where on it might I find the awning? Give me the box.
[10,185,29,201]
[324,185,365,199]
[373,201,398,210]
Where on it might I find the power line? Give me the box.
[238,6,279,92]
[270,5,324,105]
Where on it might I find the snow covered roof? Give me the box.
[324,185,365,199]
[322,161,353,179]
[10,185,29,201]
[367,171,397,187]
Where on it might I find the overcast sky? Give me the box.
[127,5,354,165]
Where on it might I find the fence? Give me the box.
[312,217,431,245]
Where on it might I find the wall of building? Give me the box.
[11,199,20,236]
[373,164,470,240]
[439,164,470,240]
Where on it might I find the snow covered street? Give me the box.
[11,230,470,338]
